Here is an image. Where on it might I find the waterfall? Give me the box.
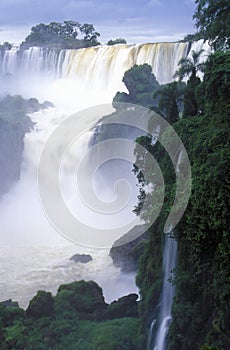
[149,150,187,350]
[0,40,210,106]
[0,40,208,308]
[152,235,178,350]
[0,40,210,99]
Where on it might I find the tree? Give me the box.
[153,82,184,124]
[174,49,206,81]
[199,51,230,115]
[194,0,230,50]
[174,50,205,117]
[55,280,107,317]
[183,76,202,117]
[21,21,100,49]
[26,291,54,318]
[107,38,127,45]
[61,20,80,39]
[0,41,12,51]
[80,23,100,45]
[113,64,160,108]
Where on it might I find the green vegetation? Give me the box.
[0,42,12,51]
[0,281,142,350]
[116,3,230,349]
[113,63,185,124]
[152,81,185,123]
[182,32,203,43]
[1,2,229,349]
[0,95,52,122]
[173,49,206,117]
[183,0,230,49]
[133,45,230,350]
[107,38,127,45]
[167,59,229,348]
[193,0,230,50]
[20,21,100,50]
[113,63,160,108]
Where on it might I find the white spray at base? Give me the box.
[0,41,208,309]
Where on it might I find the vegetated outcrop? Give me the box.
[136,51,230,350]
[0,280,142,350]
[0,95,53,197]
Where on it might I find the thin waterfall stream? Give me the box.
[152,233,178,350]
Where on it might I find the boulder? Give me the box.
[70,253,93,264]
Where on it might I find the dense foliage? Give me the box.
[152,81,185,123]
[173,49,206,117]
[0,42,12,52]
[134,50,230,349]
[1,2,229,349]
[0,281,142,350]
[193,0,230,50]
[113,63,160,108]
[107,38,127,46]
[20,21,100,49]
[107,38,127,45]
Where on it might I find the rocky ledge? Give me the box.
[109,225,148,273]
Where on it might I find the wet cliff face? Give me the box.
[0,95,51,197]
[109,225,148,273]
[0,116,26,196]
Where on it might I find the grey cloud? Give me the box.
[0,0,196,44]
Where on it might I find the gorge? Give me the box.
[1,38,228,350]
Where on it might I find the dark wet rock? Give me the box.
[70,253,93,264]
[109,225,148,273]
[0,95,54,197]
[0,111,33,196]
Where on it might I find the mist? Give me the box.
[0,45,142,308]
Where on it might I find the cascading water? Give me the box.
[0,40,208,309]
[152,234,178,350]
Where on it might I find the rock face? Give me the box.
[109,225,148,273]
[0,112,33,196]
[0,95,53,197]
[70,253,93,264]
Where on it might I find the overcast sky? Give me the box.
[0,0,197,45]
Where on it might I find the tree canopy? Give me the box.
[113,64,160,108]
[21,21,100,50]
[0,281,142,349]
[193,0,230,50]
[173,49,206,81]
[173,49,206,117]
[153,81,184,124]
[0,41,12,51]
[107,38,127,45]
